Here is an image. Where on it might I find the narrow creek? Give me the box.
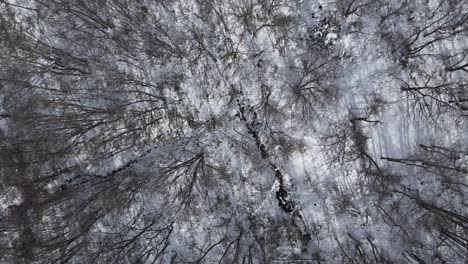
[237,99,311,241]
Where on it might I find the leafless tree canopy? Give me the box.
[0,0,467,263]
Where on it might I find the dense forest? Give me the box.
[0,0,467,263]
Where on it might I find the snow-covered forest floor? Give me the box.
[0,0,467,263]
